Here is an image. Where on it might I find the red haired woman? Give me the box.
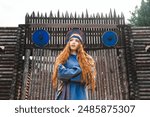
[52,28,97,100]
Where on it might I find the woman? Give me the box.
[52,28,97,100]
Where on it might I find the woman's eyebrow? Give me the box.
[69,38,73,41]
[75,39,79,42]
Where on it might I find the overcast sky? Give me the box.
[0,0,142,26]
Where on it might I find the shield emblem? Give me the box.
[101,31,118,47]
[32,29,50,47]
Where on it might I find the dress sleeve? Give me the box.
[58,64,82,81]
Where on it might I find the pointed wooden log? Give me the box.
[45,13,47,18]
[74,12,77,18]
[96,13,100,18]
[62,12,64,18]
[70,13,73,18]
[25,13,29,18]
[65,11,69,18]
[49,11,53,18]
[86,9,89,18]
[37,11,40,17]
[109,9,113,18]
[31,11,35,17]
[114,9,117,18]
[57,10,60,18]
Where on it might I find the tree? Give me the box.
[129,0,150,26]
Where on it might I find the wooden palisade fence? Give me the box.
[0,10,150,100]
[21,10,128,100]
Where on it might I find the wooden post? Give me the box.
[21,49,31,99]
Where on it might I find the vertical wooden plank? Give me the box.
[44,49,48,99]
[31,49,36,99]
[44,49,48,100]
[47,49,51,99]
[101,49,106,99]
[41,50,45,99]
[114,49,123,99]
[94,50,99,99]
[96,50,101,99]
[50,50,55,99]
[29,49,35,99]
[34,49,40,99]
[105,49,112,99]
[109,49,117,99]
[39,49,44,99]
[107,49,114,99]
[119,48,129,99]
[101,50,106,99]
[21,49,31,99]
[27,49,35,99]
[100,50,104,99]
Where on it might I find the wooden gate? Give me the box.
[19,10,129,100]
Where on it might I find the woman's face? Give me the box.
[69,38,80,52]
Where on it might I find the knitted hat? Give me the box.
[65,28,85,44]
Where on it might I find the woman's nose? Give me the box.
[72,40,76,43]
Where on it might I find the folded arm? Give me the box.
[58,64,82,81]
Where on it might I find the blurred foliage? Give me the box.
[128,0,150,26]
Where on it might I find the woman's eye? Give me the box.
[75,39,79,42]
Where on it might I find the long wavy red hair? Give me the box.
[52,41,97,92]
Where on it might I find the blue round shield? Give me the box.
[101,31,118,47]
[32,29,50,47]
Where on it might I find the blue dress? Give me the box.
[56,54,88,100]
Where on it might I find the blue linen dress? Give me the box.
[56,54,88,100]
